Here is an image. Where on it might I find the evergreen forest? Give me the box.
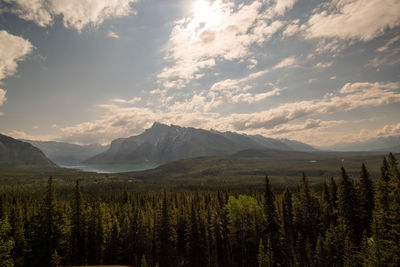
[0,153,399,267]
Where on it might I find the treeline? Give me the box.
[0,153,399,266]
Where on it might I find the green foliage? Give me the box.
[0,153,398,266]
[0,218,14,267]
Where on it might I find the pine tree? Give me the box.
[387,153,400,264]
[358,163,374,234]
[10,204,26,267]
[295,173,321,247]
[337,167,360,245]
[33,177,67,266]
[263,176,279,264]
[140,254,148,267]
[158,190,177,267]
[281,187,294,264]
[71,180,85,265]
[380,157,390,182]
[0,218,14,267]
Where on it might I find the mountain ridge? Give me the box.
[85,122,316,167]
[23,140,109,166]
[0,134,57,168]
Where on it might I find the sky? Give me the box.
[0,0,399,147]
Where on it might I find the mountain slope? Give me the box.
[24,140,109,165]
[323,135,400,152]
[0,134,57,168]
[86,123,244,165]
[214,131,317,151]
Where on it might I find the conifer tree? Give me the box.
[10,204,25,267]
[281,187,294,264]
[71,180,85,265]
[33,177,66,266]
[158,190,177,267]
[263,176,279,263]
[337,167,360,245]
[0,218,14,267]
[380,157,390,182]
[358,163,374,234]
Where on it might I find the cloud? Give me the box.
[5,0,138,32]
[315,61,333,68]
[305,0,400,41]
[0,30,34,80]
[107,31,120,39]
[247,57,258,69]
[368,42,400,68]
[56,81,400,145]
[282,20,300,38]
[111,97,141,104]
[231,88,281,104]
[209,56,295,94]
[265,119,345,135]
[225,81,400,131]
[0,89,6,106]
[376,35,400,52]
[158,0,292,90]
[272,56,296,69]
[5,0,53,27]
[2,130,56,141]
[273,0,298,16]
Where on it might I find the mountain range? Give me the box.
[322,135,400,152]
[85,122,316,167]
[0,134,57,168]
[23,140,109,166]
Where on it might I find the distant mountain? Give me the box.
[86,122,316,167]
[0,134,57,168]
[212,130,316,151]
[86,122,243,165]
[23,140,109,166]
[324,135,400,152]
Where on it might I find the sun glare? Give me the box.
[192,0,220,26]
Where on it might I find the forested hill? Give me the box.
[0,133,57,168]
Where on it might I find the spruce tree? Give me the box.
[337,167,360,245]
[263,176,279,262]
[10,204,25,267]
[358,163,374,234]
[71,180,85,265]
[0,218,14,267]
[158,190,177,267]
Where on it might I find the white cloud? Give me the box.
[273,0,298,16]
[111,97,141,104]
[56,81,400,145]
[5,0,53,27]
[107,31,120,39]
[0,89,6,106]
[3,130,56,141]
[158,0,292,90]
[225,81,400,131]
[305,0,400,41]
[265,119,345,135]
[0,30,34,80]
[315,61,333,68]
[6,0,138,32]
[247,57,258,69]
[282,20,299,38]
[272,56,296,69]
[231,88,281,104]
[376,36,400,52]
[368,46,400,68]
